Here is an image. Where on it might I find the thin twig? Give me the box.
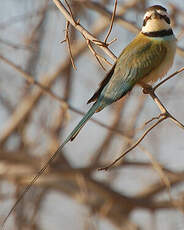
[83,0,139,34]
[86,39,107,71]
[99,117,166,171]
[144,114,165,126]
[82,0,184,59]
[99,67,184,171]
[107,38,117,46]
[65,20,77,70]
[52,0,117,61]
[64,0,76,23]
[0,17,125,146]
[0,54,127,139]
[170,116,184,130]
[104,0,118,44]
[144,86,184,130]
[153,67,184,90]
[60,38,66,44]
[96,54,113,67]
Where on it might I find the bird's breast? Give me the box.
[140,39,176,84]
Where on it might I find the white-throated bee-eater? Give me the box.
[4,5,177,223]
[54,5,176,149]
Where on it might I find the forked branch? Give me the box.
[99,68,184,170]
[53,0,117,61]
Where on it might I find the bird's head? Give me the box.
[142,5,171,33]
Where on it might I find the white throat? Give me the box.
[142,18,171,33]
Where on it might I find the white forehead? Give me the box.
[144,10,169,19]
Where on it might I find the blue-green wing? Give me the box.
[115,35,167,86]
[88,34,167,104]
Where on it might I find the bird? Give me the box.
[56,5,176,143]
[3,5,177,224]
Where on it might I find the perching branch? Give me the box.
[1,2,184,229]
[99,67,184,170]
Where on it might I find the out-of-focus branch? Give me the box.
[1,2,184,229]
[0,38,33,51]
[0,54,132,145]
[0,16,115,145]
[0,55,68,110]
[1,153,183,211]
[90,99,125,166]
[82,0,139,33]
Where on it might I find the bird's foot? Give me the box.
[141,84,153,94]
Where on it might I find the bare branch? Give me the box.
[99,117,166,171]
[104,0,118,44]
[65,20,77,70]
[153,67,184,90]
[86,39,107,71]
[52,0,117,61]
[144,86,184,130]
[1,2,184,229]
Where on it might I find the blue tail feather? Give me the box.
[55,101,99,154]
[1,102,100,225]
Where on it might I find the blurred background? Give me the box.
[0,0,184,229]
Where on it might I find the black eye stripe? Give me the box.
[157,13,170,24]
[143,14,170,26]
[143,16,151,26]
[161,15,170,24]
